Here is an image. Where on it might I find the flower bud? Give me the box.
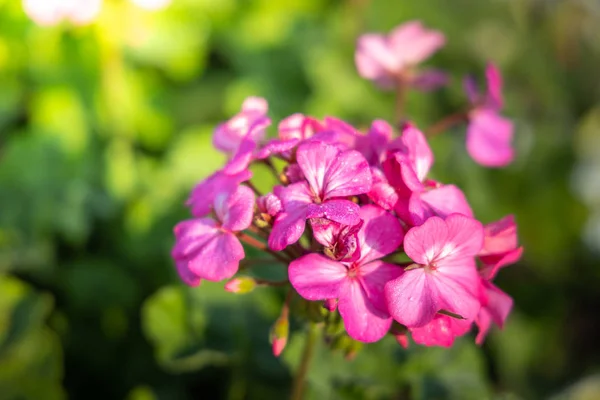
[224,277,256,294]
[270,314,289,357]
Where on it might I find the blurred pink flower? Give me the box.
[355,21,447,90]
[23,0,102,26]
[465,63,515,167]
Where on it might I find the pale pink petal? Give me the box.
[359,260,403,313]
[389,21,445,65]
[385,268,439,327]
[278,114,319,141]
[186,169,252,218]
[410,315,472,347]
[288,254,347,300]
[355,34,399,82]
[215,185,255,232]
[338,279,392,343]
[410,184,473,226]
[356,205,404,265]
[268,182,312,251]
[439,214,484,263]
[466,109,514,167]
[222,138,257,175]
[306,199,361,226]
[355,120,393,165]
[256,138,299,159]
[403,216,449,265]
[296,141,337,197]
[172,218,220,259]
[242,96,269,114]
[410,69,449,91]
[213,99,270,155]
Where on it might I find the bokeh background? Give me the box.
[1,0,600,399]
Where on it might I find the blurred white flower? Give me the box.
[130,0,171,11]
[23,0,103,26]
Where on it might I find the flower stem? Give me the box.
[290,323,319,400]
[238,232,291,264]
[395,78,407,126]
[425,111,469,137]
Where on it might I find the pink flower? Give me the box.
[213,97,270,156]
[172,185,255,284]
[289,205,404,342]
[268,141,372,251]
[23,0,102,26]
[475,279,513,345]
[378,124,472,225]
[355,120,394,166]
[410,314,472,347]
[465,63,515,167]
[385,214,484,328]
[355,21,447,91]
[310,218,364,263]
[479,215,524,279]
[187,169,252,218]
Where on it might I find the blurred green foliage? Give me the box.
[1,0,600,399]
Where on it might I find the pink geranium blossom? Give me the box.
[187,169,252,218]
[355,21,447,91]
[410,314,472,347]
[377,124,472,225]
[23,0,102,26]
[289,206,404,342]
[268,141,372,251]
[465,63,515,167]
[385,214,484,327]
[172,186,255,285]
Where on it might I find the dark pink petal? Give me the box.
[403,216,449,265]
[476,280,513,344]
[306,199,361,226]
[385,268,438,327]
[400,123,434,182]
[257,192,282,216]
[215,185,255,232]
[409,184,473,226]
[256,138,299,160]
[368,181,399,211]
[388,20,446,65]
[356,205,404,265]
[485,63,503,110]
[359,260,403,313]
[429,259,481,321]
[466,109,514,167]
[410,69,449,91]
[480,215,518,256]
[186,169,252,218]
[324,298,338,312]
[172,219,244,282]
[297,141,372,200]
[284,164,304,183]
[288,254,347,300]
[175,259,202,287]
[410,315,472,347]
[355,120,393,165]
[480,247,523,280]
[268,182,312,250]
[338,279,392,343]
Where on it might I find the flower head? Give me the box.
[355,21,447,91]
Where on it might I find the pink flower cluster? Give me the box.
[172,20,522,353]
[23,0,171,26]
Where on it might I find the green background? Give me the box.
[1,0,600,399]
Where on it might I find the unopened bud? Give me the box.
[323,298,338,312]
[224,277,256,294]
[390,321,409,349]
[270,314,289,357]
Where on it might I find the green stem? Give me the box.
[425,111,469,137]
[290,323,319,400]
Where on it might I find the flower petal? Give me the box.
[186,169,252,218]
[410,184,473,226]
[215,185,255,232]
[186,232,245,281]
[403,216,449,265]
[268,182,312,250]
[338,279,392,343]
[438,213,484,263]
[356,205,404,265]
[359,260,403,313]
[466,109,514,167]
[410,315,472,347]
[306,199,361,225]
[385,268,439,327]
[388,20,445,65]
[289,254,347,300]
